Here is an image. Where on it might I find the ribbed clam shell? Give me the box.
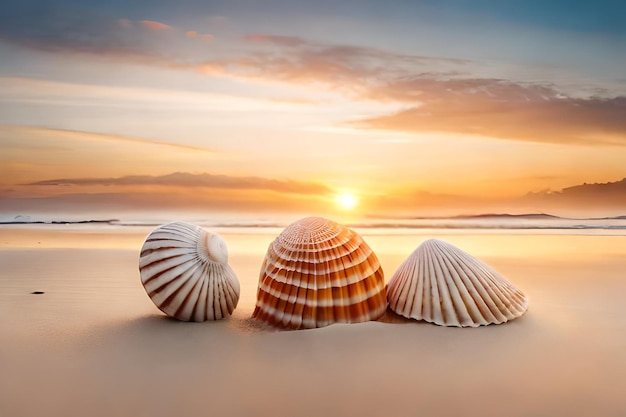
[252,216,387,330]
[139,222,240,322]
[387,239,528,327]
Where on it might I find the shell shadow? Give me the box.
[378,306,531,329]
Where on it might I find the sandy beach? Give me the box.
[1,226,625,417]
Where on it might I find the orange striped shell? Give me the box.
[252,217,386,330]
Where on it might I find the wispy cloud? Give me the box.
[0,11,207,60]
[2,172,335,215]
[27,172,332,195]
[139,20,173,31]
[0,124,215,153]
[243,34,307,47]
[186,31,214,41]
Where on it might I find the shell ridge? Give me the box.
[366,269,387,321]
[283,264,302,327]
[358,248,386,321]
[215,267,228,319]
[143,256,201,297]
[443,248,493,325]
[464,260,518,322]
[436,240,486,326]
[482,268,528,317]
[140,252,198,285]
[335,229,357,324]
[193,269,209,322]
[209,264,220,320]
[434,242,481,326]
[447,250,503,323]
[160,268,202,320]
[394,250,415,318]
[221,267,240,312]
[175,269,205,321]
[397,258,415,314]
[456,250,506,324]
[335,250,354,324]
[400,247,424,320]
[139,248,197,270]
[413,247,427,320]
[411,245,430,320]
[206,263,216,320]
[424,243,443,324]
[143,235,195,247]
[432,243,463,326]
[433,241,504,325]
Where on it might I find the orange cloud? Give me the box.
[139,20,173,31]
[28,172,333,195]
[243,34,306,47]
[186,31,197,38]
[0,188,336,216]
[355,81,626,145]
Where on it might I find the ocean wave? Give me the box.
[3,213,626,231]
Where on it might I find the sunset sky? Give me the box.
[1,1,626,218]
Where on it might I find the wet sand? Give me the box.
[1,227,625,417]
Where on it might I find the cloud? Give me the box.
[0,124,216,154]
[1,7,625,145]
[139,20,173,31]
[0,10,186,64]
[27,172,332,195]
[232,34,468,91]
[3,172,335,215]
[190,35,626,146]
[116,18,133,29]
[188,31,214,41]
[355,79,626,145]
[243,34,307,47]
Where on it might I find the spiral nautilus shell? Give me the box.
[387,239,528,327]
[252,216,387,330]
[139,222,240,322]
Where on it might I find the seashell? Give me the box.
[387,239,528,327]
[139,222,240,322]
[252,216,387,330]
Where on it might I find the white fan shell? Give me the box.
[387,239,528,327]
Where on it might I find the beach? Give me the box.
[1,226,625,417]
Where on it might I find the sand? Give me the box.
[1,227,625,417]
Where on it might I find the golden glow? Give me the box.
[335,193,358,210]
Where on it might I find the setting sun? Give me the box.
[336,193,358,210]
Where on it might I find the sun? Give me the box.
[335,193,358,210]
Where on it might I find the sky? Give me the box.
[1,0,626,219]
